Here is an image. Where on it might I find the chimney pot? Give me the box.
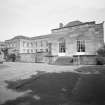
[59,23,63,28]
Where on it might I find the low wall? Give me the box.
[19,53,49,63]
[19,53,35,63]
[17,53,97,65]
[73,55,96,65]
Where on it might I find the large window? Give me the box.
[59,38,66,53]
[77,40,85,52]
[27,49,29,53]
[31,42,33,47]
[41,40,43,47]
[23,41,25,47]
[27,42,29,47]
[31,49,33,53]
[23,49,26,53]
[35,41,37,48]
[46,41,48,47]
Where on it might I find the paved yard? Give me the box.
[0,62,81,80]
[0,62,81,104]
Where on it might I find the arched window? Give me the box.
[59,38,66,53]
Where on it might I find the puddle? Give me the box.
[33,95,40,100]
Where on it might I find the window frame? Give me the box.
[77,40,85,52]
[59,38,66,53]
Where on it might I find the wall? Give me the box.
[20,53,35,63]
[4,22,104,64]
[50,22,104,65]
[19,39,35,53]
[5,39,20,55]
[51,23,104,57]
[73,55,96,65]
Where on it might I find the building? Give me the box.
[0,41,6,49]
[5,21,104,64]
[5,36,34,62]
[0,42,6,61]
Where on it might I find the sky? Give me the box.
[0,0,105,41]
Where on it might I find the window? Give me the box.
[46,41,48,47]
[48,43,52,53]
[46,48,48,52]
[27,42,29,47]
[23,49,25,53]
[31,42,33,47]
[35,41,37,47]
[41,40,43,47]
[27,49,29,53]
[31,49,33,53]
[77,40,85,52]
[13,42,16,47]
[59,38,66,53]
[23,41,25,47]
[10,43,12,47]
[40,49,43,52]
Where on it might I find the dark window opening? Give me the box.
[77,40,85,52]
[59,38,66,53]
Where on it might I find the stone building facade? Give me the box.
[5,21,104,64]
[0,42,5,60]
[5,36,34,62]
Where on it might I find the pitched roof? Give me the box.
[32,33,68,40]
[12,35,31,40]
[31,34,52,40]
[5,35,31,41]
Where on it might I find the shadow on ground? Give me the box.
[2,65,105,105]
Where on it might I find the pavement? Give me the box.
[0,62,82,81]
[0,62,82,104]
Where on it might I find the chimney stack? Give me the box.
[59,23,63,28]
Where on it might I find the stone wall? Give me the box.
[5,21,104,65]
[50,23,104,57]
[20,53,35,63]
[35,52,47,63]
[73,55,96,65]
[48,22,104,65]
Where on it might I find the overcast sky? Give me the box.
[0,0,105,41]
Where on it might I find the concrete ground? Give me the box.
[0,62,82,104]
